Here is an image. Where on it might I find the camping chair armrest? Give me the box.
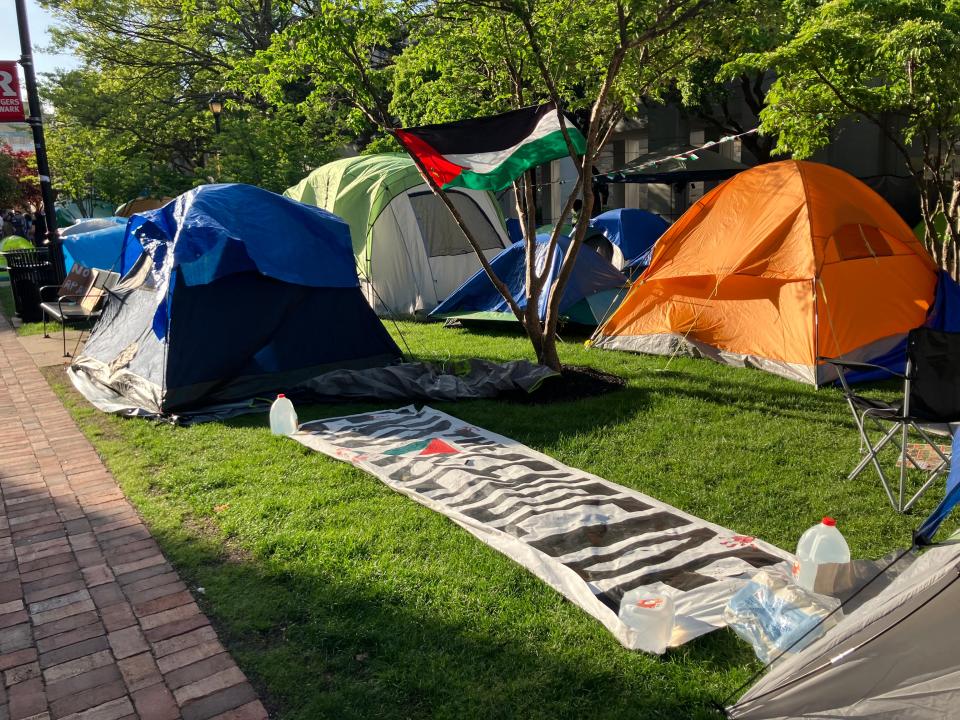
[39,284,62,302]
[818,356,906,380]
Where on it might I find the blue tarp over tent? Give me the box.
[62,221,127,272]
[431,234,627,325]
[587,208,669,270]
[120,183,358,288]
[71,183,401,416]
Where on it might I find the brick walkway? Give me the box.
[0,315,269,720]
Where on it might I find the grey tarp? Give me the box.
[728,541,960,719]
[297,359,556,401]
[68,359,558,423]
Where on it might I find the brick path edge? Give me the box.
[0,313,270,720]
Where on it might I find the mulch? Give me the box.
[508,364,626,404]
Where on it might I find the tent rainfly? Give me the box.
[60,218,127,272]
[284,154,510,317]
[593,160,939,385]
[69,184,401,417]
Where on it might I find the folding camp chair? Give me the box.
[823,327,960,513]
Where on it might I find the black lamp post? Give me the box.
[208,94,223,134]
[15,0,64,279]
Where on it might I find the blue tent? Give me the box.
[431,234,628,326]
[70,184,401,416]
[61,220,127,271]
[586,208,669,272]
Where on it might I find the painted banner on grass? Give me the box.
[295,406,792,653]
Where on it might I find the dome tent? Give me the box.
[284,154,510,316]
[585,208,670,272]
[115,196,174,218]
[593,161,939,385]
[431,234,628,327]
[69,184,401,417]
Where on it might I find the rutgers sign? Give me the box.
[0,61,26,122]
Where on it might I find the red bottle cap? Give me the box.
[277,393,285,399]
[822,516,836,526]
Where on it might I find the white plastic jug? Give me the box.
[618,589,675,653]
[269,394,298,436]
[792,517,850,592]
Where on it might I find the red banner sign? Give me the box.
[0,61,26,122]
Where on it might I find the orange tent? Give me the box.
[593,160,938,385]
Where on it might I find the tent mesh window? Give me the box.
[409,191,503,257]
[833,224,893,260]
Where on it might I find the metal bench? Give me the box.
[40,267,120,357]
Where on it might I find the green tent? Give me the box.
[285,154,510,316]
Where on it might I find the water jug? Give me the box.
[792,517,850,592]
[269,394,298,436]
[618,589,675,653]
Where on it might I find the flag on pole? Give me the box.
[395,103,586,192]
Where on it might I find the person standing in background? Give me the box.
[32,207,46,246]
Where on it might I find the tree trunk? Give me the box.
[537,329,561,371]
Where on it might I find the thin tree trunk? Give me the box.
[538,329,561,371]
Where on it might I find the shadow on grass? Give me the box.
[143,509,749,720]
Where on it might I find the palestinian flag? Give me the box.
[395,103,586,192]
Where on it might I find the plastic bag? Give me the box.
[724,566,842,664]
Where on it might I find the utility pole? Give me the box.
[15,0,64,279]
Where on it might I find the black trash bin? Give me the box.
[3,248,61,323]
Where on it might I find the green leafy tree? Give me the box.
[671,0,814,163]
[40,0,336,207]
[248,0,723,369]
[732,0,960,276]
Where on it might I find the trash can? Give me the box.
[2,248,60,323]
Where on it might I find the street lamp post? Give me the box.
[207,94,223,181]
[208,94,223,134]
[15,0,64,279]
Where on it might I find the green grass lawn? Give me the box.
[41,322,943,720]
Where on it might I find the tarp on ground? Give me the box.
[70,359,559,423]
[431,234,628,325]
[70,183,402,416]
[593,160,939,386]
[294,406,792,653]
[298,359,557,401]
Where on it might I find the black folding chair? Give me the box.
[823,328,960,513]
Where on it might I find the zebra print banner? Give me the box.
[295,406,792,653]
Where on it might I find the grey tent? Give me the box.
[727,541,960,719]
